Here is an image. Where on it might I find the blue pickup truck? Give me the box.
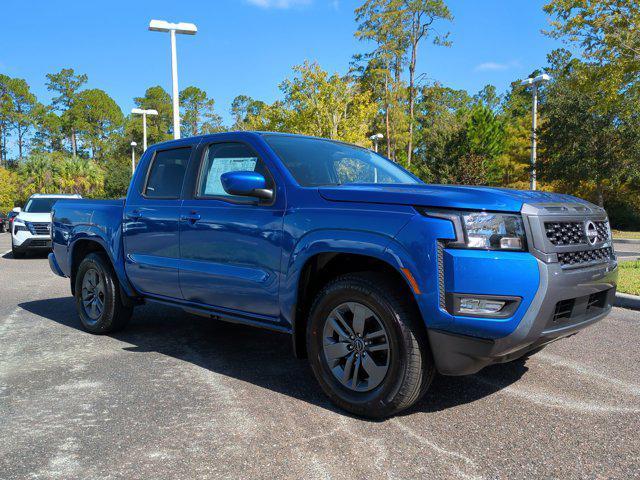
[49,132,618,417]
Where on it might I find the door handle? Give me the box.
[127,209,142,220]
[180,212,201,223]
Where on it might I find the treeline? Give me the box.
[1,0,639,228]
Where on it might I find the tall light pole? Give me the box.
[130,142,137,175]
[521,74,551,190]
[370,133,384,153]
[148,20,197,140]
[131,108,158,151]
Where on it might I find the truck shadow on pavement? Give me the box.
[19,296,528,418]
[2,251,50,260]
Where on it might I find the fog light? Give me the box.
[446,294,521,318]
[459,297,506,315]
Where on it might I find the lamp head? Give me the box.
[149,19,197,35]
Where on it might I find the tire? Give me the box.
[74,252,132,334]
[307,272,435,418]
[11,243,25,259]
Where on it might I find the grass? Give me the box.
[618,260,640,296]
[612,230,640,240]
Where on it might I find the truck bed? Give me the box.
[51,198,126,279]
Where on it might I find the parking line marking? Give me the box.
[535,353,640,396]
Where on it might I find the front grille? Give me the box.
[587,290,608,310]
[545,221,584,245]
[550,288,612,326]
[553,299,574,321]
[27,222,50,236]
[29,239,51,247]
[557,247,613,267]
[545,220,610,246]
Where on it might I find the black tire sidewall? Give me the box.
[74,253,119,333]
[12,243,25,258]
[307,278,415,416]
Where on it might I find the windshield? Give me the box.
[263,135,421,187]
[24,197,59,213]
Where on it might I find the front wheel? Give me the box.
[75,253,132,334]
[307,272,435,418]
[11,243,25,259]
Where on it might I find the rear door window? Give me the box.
[144,147,191,198]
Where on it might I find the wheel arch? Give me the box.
[69,236,136,301]
[284,231,424,358]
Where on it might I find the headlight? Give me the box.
[13,220,28,233]
[461,212,526,250]
[420,210,527,251]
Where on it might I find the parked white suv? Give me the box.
[11,194,82,258]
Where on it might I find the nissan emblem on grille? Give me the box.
[585,221,598,246]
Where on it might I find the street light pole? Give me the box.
[130,141,137,175]
[369,133,384,153]
[521,74,551,191]
[149,20,198,140]
[530,84,539,190]
[170,29,180,139]
[369,133,384,183]
[131,108,158,151]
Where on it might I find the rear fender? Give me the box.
[68,226,137,298]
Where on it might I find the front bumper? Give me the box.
[429,258,618,375]
[12,236,52,251]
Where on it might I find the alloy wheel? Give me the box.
[81,268,105,322]
[322,302,390,392]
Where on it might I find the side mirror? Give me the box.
[221,171,273,201]
[12,207,21,213]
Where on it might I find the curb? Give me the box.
[615,292,640,311]
[614,238,640,245]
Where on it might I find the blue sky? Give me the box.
[1,0,563,126]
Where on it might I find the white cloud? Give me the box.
[474,60,521,72]
[475,62,509,72]
[246,0,312,8]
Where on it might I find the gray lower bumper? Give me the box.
[14,237,52,251]
[429,258,618,375]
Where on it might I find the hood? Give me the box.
[318,184,592,212]
[16,212,52,223]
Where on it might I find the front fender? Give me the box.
[280,228,421,328]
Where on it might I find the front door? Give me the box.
[123,146,192,299]
[179,142,284,319]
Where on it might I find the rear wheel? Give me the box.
[75,253,132,333]
[307,272,435,418]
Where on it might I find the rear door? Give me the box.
[179,141,285,319]
[123,146,192,299]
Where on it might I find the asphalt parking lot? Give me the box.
[1,232,639,479]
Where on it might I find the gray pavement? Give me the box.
[1,232,639,479]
